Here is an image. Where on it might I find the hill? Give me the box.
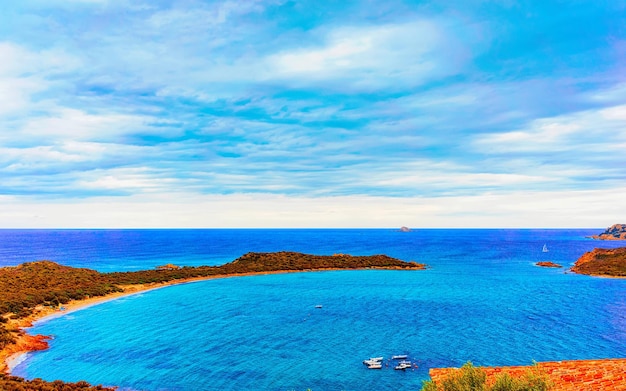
[571,247,626,277]
[589,224,626,240]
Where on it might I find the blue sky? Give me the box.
[1,0,625,228]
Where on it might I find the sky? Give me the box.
[0,0,625,228]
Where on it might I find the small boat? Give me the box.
[542,244,548,253]
[367,363,383,369]
[394,361,412,370]
[315,305,323,308]
[362,357,383,366]
[392,355,408,360]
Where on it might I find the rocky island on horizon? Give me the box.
[589,223,626,240]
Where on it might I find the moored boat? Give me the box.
[363,357,383,366]
[394,361,412,370]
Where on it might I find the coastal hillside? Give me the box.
[222,251,425,272]
[590,224,626,240]
[105,251,425,285]
[571,247,626,277]
[0,261,122,318]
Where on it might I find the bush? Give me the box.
[421,362,552,391]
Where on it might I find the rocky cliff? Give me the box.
[571,247,626,277]
[590,224,626,240]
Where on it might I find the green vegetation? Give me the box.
[105,251,425,285]
[0,261,122,318]
[571,247,626,277]
[421,362,552,391]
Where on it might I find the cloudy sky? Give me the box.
[1,0,625,228]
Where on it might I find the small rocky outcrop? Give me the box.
[399,226,411,232]
[535,261,562,268]
[571,247,626,277]
[590,224,626,240]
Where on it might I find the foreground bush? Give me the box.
[422,362,552,391]
[0,374,116,390]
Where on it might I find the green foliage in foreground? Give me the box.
[421,362,552,391]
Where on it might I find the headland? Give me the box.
[570,247,626,277]
[589,224,626,240]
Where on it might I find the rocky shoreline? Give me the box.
[571,247,626,277]
[589,224,626,240]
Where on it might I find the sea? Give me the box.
[1,229,625,391]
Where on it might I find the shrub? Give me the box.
[421,362,552,391]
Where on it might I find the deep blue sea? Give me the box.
[2,229,625,391]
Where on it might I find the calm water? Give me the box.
[2,229,626,390]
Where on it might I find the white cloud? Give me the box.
[16,108,169,142]
[473,104,626,153]
[75,167,177,192]
[265,20,470,88]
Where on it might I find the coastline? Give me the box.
[1,266,418,375]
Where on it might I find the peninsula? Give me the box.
[571,247,626,277]
[589,224,626,240]
[1,252,425,388]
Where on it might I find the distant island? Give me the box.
[535,261,562,268]
[589,224,626,240]
[399,226,411,232]
[571,247,626,277]
[1,251,426,388]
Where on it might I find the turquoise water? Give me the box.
[4,229,626,390]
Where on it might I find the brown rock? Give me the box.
[536,261,562,268]
[571,247,626,277]
[590,224,626,240]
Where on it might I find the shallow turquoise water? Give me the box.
[6,229,626,390]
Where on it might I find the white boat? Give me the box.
[362,357,383,365]
[367,363,383,369]
[394,361,412,370]
[315,305,323,308]
[542,244,548,253]
[392,355,408,360]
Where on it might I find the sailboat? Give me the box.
[542,244,549,253]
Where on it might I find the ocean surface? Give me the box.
[2,229,625,391]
